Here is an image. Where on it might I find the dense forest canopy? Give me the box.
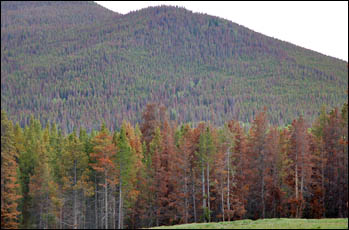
[1,1,348,133]
[1,2,348,228]
[1,102,348,228]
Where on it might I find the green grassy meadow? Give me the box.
[150,218,348,229]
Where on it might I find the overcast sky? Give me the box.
[95,1,348,61]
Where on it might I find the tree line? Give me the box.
[1,102,348,229]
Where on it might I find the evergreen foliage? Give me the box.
[1,2,347,132]
[1,102,347,228]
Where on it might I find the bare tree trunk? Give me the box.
[341,142,347,218]
[184,176,188,223]
[83,197,86,230]
[300,161,304,218]
[295,160,299,218]
[113,193,116,230]
[95,175,98,229]
[300,140,305,218]
[261,173,265,219]
[227,148,230,221]
[202,165,206,222]
[259,145,265,219]
[0,172,3,218]
[301,158,304,197]
[105,171,108,229]
[74,160,77,229]
[121,206,123,229]
[155,185,159,227]
[192,170,197,223]
[221,178,224,221]
[46,193,49,228]
[272,165,277,218]
[60,203,63,229]
[207,162,210,222]
[118,179,122,229]
[337,151,343,218]
[39,203,43,229]
[321,144,325,218]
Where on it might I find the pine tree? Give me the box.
[90,123,117,229]
[197,124,215,222]
[123,122,144,229]
[28,126,59,228]
[1,110,21,229]
[60,131,93,229]
[176,124,194,224]
[285,116,312,218]
[323,108,347,217]
[148,126,165,226]
[310,105,328,217]
[18,115,40,228]
[264,126,283,218]
[114,121,138,229]
[227,119,247,220]
[246,109,268,219]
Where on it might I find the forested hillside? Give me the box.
[1,102,348,228]
[1,1,348,132]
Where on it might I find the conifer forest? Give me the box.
[1,102,348,228]
[1,1,348,229]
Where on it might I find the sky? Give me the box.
[95,1,348,61]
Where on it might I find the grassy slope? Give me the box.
[150,218,349,229]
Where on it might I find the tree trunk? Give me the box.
[192,171,197,223]
[83,197,86,229]
[301,157,304,197]
[337,152,342,217]
[95,175,98,229]
[39,202,42,229]
[300,142,305,218]
[295,161,299,218]
[105,171,108,229]
[118,179,122,229]
[185,176,188,223]
[227,148,230,221]
[221,178,224,221]
[113,193,116,230]
[202,165,206,222]
[272,165,277,218]
[260,146,265,219]
[321,144,325,218]
[46,195,49,228]
[261,173,265,219]
[74,160,77,229]
[206,162,210,222]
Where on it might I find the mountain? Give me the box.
[1,1,347,132]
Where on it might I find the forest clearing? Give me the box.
[150,218,349,229]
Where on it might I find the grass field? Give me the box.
[150,218,348,229]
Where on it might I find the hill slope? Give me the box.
[1,1,347,132]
